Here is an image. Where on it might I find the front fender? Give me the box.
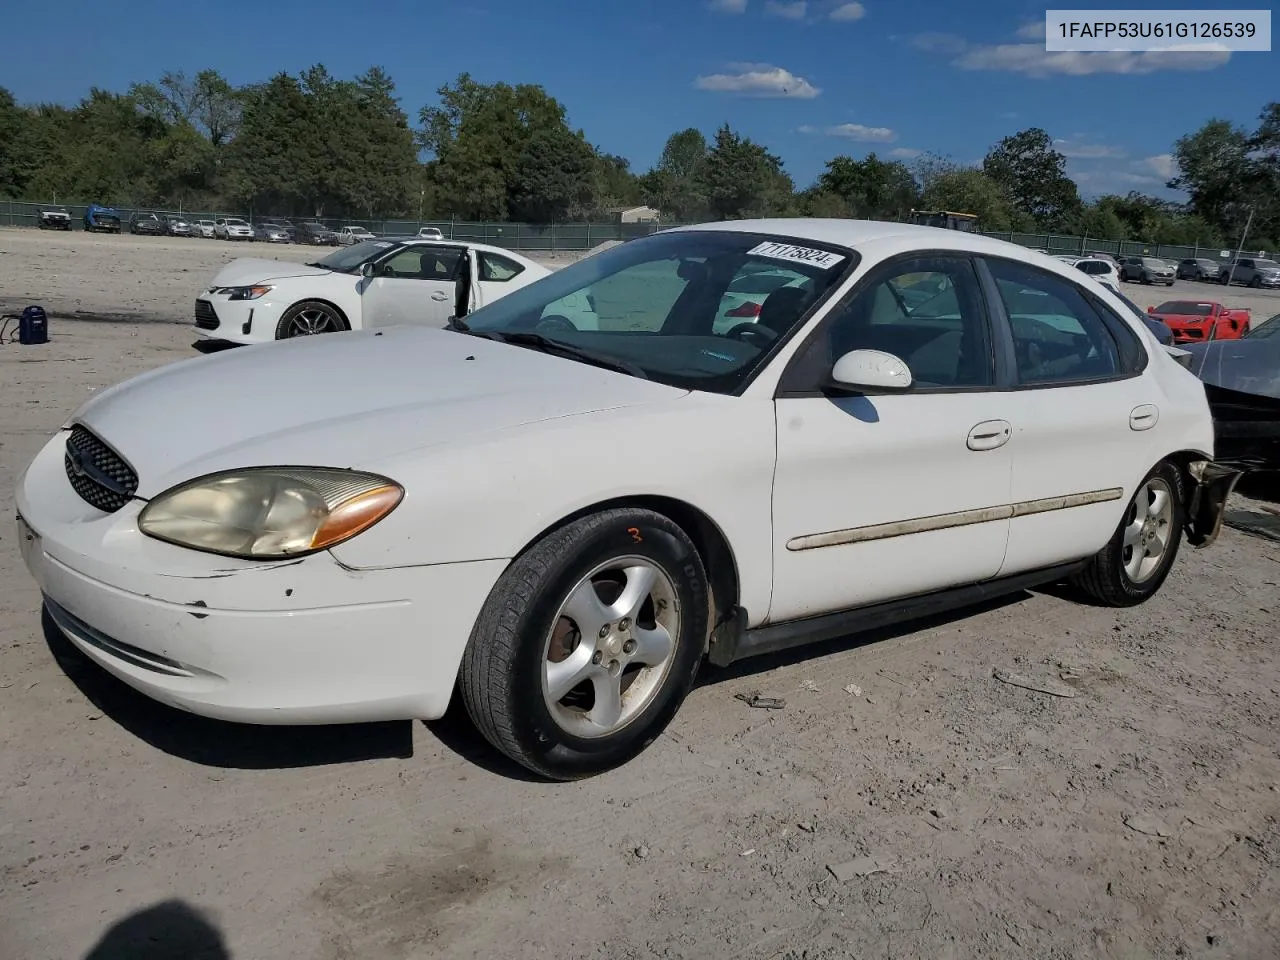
[328,394,779,619]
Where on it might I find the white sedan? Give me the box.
[193,238,553,345]
[214,217,253,241]
[338,225,376,245]
[16,219,1241,780]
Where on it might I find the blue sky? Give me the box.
[2,0,1273,198]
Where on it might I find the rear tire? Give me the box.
[459,508,710,780]
[1072,460,1185,607]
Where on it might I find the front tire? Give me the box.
[274,301,349,339]
[1072,461,1185,607]
[459,508,710,780]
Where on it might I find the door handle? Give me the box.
[967,420,1011,451]
[1129,404,1159,431]
[430,291,448,301]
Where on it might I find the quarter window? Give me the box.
[986,258,1123,384]
[478,251,526,282]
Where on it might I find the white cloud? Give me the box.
[889,147,921,159]
[1015,21,1045,40]
[801,122,897,142]
[765,0,807,18]
[830,2,866,21]
[708,0,747,12]
[954,43,1231,76]
[1143,154,1177,179]
[695,63,821,98]
[1053,138,1128,159]
[908,32,969,54]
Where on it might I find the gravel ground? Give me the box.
[2,230,1279,960]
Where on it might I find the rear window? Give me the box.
[1076,260,1109,275]
[1155,301,1212,316]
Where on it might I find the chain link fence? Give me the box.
[2,199,1266,262]
[0,201,669,252]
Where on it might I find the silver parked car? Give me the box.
[253,221,292,243]
[1121,256,1175,286]
[1220,257,1280,289]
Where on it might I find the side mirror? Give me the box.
[1146,305,1154,313]
[829,349,913,392]
[361,262,376,278]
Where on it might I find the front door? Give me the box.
[769,254,1014,623]
[361,245,465,328]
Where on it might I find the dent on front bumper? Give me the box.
[15,433,507,724]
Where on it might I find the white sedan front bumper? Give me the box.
[15,432,506,725]
[193,292,293,345]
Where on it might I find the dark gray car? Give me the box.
[1176,257,1221,281]
[1182,313,1280,467]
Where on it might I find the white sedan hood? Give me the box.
[69,326,687,498]
[208,258,335,286]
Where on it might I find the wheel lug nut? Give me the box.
[592,651,603,665]
[623,640,637,655]
[599,625,610,639]
[619,618,631,631]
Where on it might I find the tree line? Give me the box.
[0,67,1276,248]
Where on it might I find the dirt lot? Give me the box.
[2,229,1280,960]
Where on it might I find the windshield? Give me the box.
[1142,258,1167,267]
[1155,301,1212,316]
[1255,259,1279,269]
[460,229,855,393]
[311,239,399,272]
[226,218,247,226]
[1076,260,1109,274]
[1246,314,1280,338]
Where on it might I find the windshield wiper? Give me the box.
[464,330,648,379]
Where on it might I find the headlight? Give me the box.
[138,467,403,559]
[213,285,274,300]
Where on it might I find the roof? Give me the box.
[669,217,1043,259]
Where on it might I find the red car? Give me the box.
[1146,299,1251,344]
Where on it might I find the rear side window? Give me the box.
[478,251,526,282]
[985,258,1124,385]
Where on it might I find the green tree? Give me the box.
[921,167,1019,232]
[1170,119,1253,241]
[698,124,794,220]
[641,128,709,220]
[815,153,918,220]
[982,127,1081,227]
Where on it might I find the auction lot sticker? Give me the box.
[749,242,846,270]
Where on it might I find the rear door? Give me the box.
[979,255,1158,576]
[361,245,464,328]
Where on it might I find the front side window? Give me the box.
[783,256,994,391]
[379,246,461,280]
[986,258,1123,385]
[461,230,855,393]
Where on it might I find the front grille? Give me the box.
[64,426,139,513]
[194,299,219,330]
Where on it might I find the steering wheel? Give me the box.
[536,314,578,334]
[725,322,778,347]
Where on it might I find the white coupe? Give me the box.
[16,219,1241,780]
[193,238,553,345]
